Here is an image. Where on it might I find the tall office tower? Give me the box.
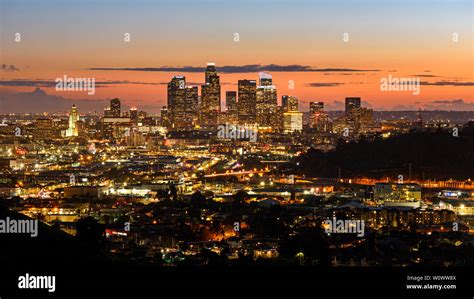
[282,95,299,112]
[283,111,303,133]
[130,107,138,124]
[185,86,199,128]
[160,106,170,128]
[310,101,324,112]
[275,105,285,132]
[66,104,80,137]
[309,101,324,127]
[259,71,273,86]
[225,91,238,123]
[345,97,361,116]
[256,74,277,128]
[309,101,329,132]
[238,79,257,124]
[205,62,218,83]
[200,63,221,127]
[167,76,187,129]
[110,98,121,117]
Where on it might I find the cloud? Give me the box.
[89,64,381,73]
[0,80,55,87]
[419,80,474,86]
[306,81,365,87]
[0,79,167,87]
[323,73,374,76]
[305,82,345,87]
[411,74,439,78]
[0,79,232,87]
[1,64,20,72]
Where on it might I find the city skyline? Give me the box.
[1,1,474,296]
[1,0,473,112]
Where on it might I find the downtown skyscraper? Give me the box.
[225,91,238,123]
[185,86,199,128]
[345,97,361,116]
[104,98,122,117]
[238,79,257,124]
[334,97,374,135]
[168,76,186,129]
[256,72,278,129]
[167,76,198,129]
[309,101,329,132]
[200,63,221,128]
[282,95,298,112]
[66,104,79,137]
[129,107,138,124]
[110,98,121,117]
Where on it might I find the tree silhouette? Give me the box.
[76,216,105,248]
[279,227,330,266]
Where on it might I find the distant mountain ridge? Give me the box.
[0,88,110,113]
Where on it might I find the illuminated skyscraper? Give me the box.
[282,95,298,112]
[167,76,187,129]
[337,97,374,134]
[259,71,273,86]
[110,98,121,117]
[185,86,199,128]
[256,73,277,128]
[310,101,324,112]
[160,106,170,128]
[309,101,329,132]
[238,80,257,124]
[167,76,199,129]
[225,91,238,123]
[66,104,79,137]
[205,62,218,83]
[130,107,138,124]
[310,101,324,127]
[345,97,361,116]
[200,63,221,127]
[276,106,285,132]
[353,107,374,133]
[283,111,303,133]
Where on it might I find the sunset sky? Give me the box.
[1,0,473,112]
